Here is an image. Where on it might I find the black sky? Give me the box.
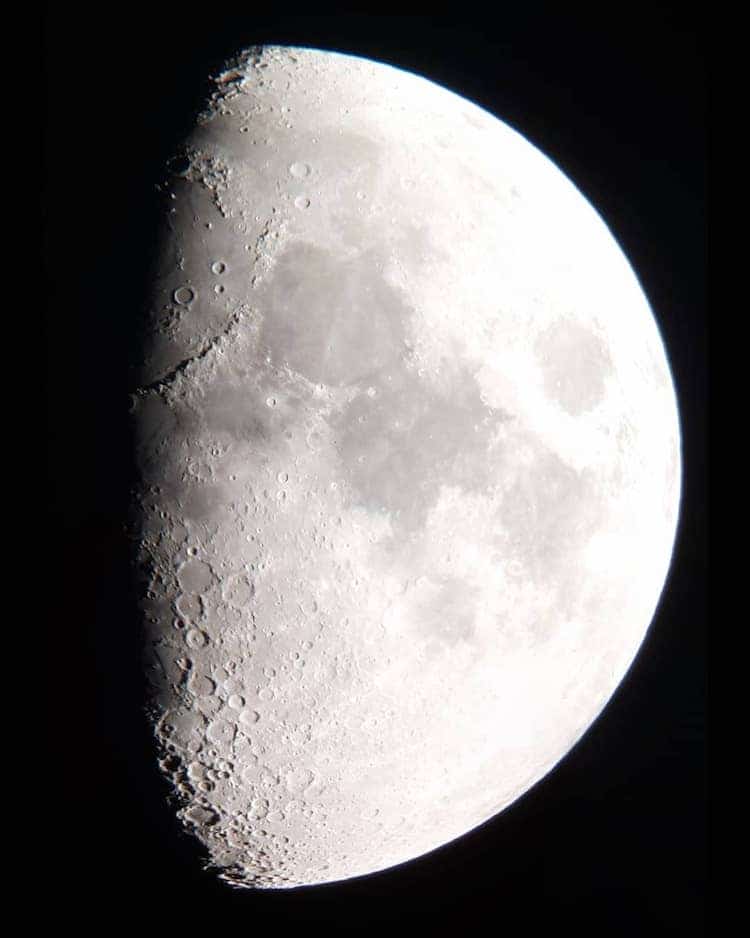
[42,5,706,936]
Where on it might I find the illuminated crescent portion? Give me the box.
[132,45,681,888]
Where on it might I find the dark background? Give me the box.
[42,4,707,935]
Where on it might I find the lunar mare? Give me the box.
[132,45,681,888]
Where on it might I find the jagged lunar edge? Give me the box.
[131,45,681,888]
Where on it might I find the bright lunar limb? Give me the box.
[132,45,681,889]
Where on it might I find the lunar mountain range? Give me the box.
[131,45,681,888]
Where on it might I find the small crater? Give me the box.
[185,805,219,826]
[187,673,215,696]
[176,592,202,621]
[178,559,214,593]
[285,769,313,793]
[206,719,235,745]
[186,628,209,650]
[173,286,195,305]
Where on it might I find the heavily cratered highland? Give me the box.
[131,46,681,888]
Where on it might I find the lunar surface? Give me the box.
[132,45,681,889]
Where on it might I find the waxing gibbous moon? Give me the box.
[132,45,681,889]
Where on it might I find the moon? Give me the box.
[132,45,681,889]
